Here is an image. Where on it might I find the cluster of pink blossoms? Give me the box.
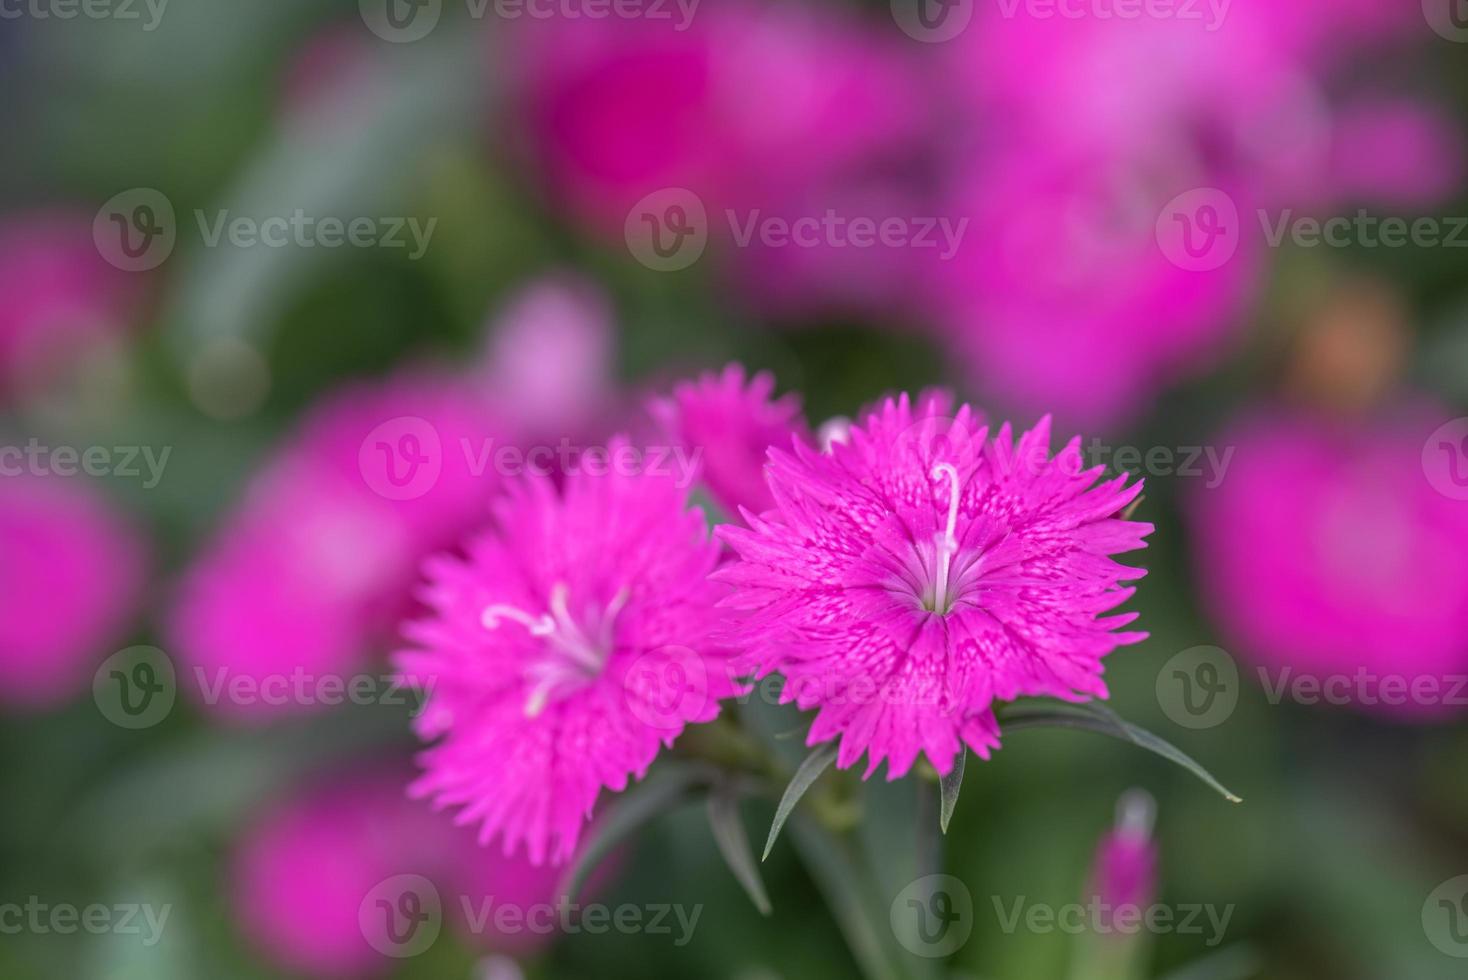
[402,368,1152,864]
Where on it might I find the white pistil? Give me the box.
[481,604,554,635]
[931,463,961,614]
[482,583,629,716]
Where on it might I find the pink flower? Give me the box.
[1188,404,1468,719]
[168,372,498,722]
[0,474,147,710]
[233,771,568,978]
[650,364,810,517]
[1085,790,1159,925]
[716,396,1151,778]
[505,3,923,234]
[0,211,135,400]
[478,274,617,441]
[933,144,1259,429]
[929,6,1460,429]
[400,447,742,864]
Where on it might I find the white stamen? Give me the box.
[523,680,553,718]
[482,604,555,635]
[600,587,631,650]
[931,463,961,613]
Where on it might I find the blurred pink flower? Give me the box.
[716,397,1151,778]
[1188,404,1468,719]
[1086,790,1159,927]
[233,771,567,978]
[505,3,924,234]
[168,372,499,723]
[0,473,147,710]
[650,364,810,517]
[479,274,617,441]
[400,445,742,864]
[0,211,136,400]
[933,144,1260,429]
[930,5,1460,429]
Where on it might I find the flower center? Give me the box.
[481,582,629,717]
[928,463,961,614]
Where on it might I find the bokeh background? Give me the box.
[4,1,1468,977]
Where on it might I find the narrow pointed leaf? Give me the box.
[939,750,966,834]
[1000,700,1241,803]
[707,786,773,916]
[764,742,838,860]
[558,763,709,901]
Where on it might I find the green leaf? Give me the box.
[558,763,710,902]
[707,785,773,916]
[1000,700,1242,804]
[939,750,966,834]
[788,818,906,980]
[764,742,839,861]
[1156,945,1264,980]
